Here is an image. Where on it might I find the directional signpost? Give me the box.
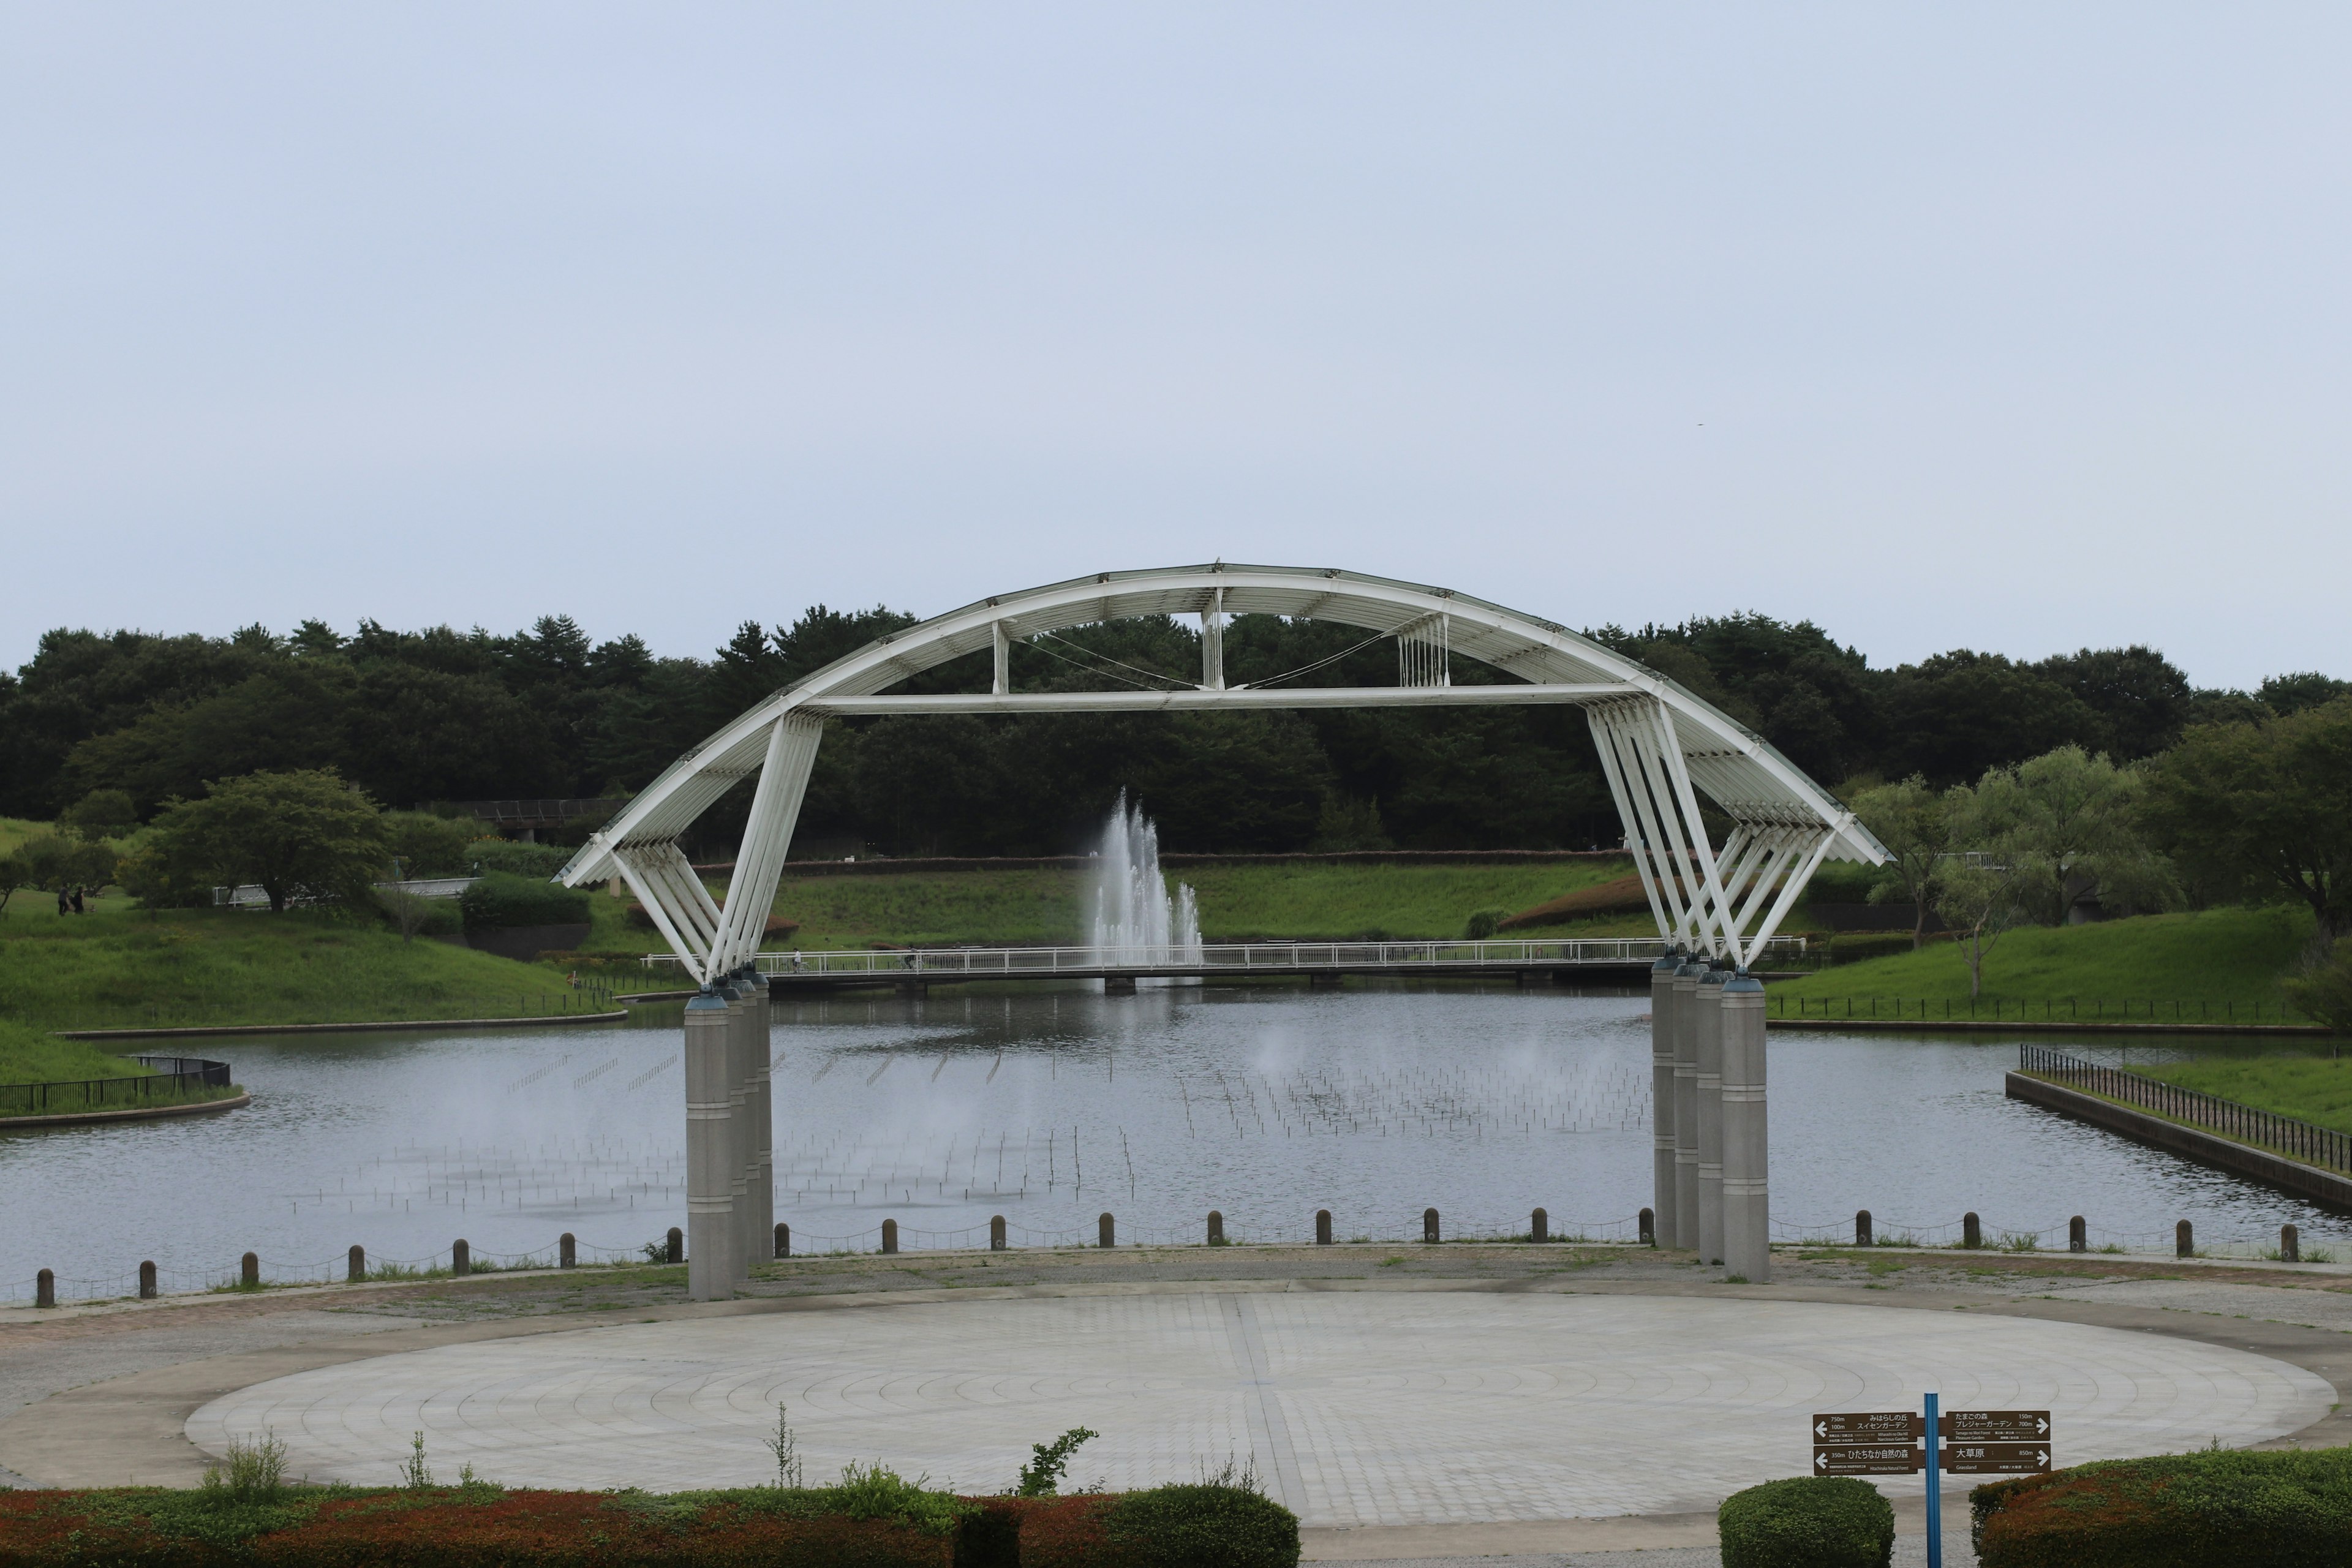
[1807,1401,2052,1568]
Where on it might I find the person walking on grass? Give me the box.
[56,885,70,917]
[70,885,85,914]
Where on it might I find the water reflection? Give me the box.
[4,985,2343,1298]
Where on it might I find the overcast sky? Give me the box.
[5,6,2347,688]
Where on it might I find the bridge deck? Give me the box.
[638,937,1806,990]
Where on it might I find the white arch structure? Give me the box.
[560,563,1885,982]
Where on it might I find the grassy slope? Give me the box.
[762,859,1634,948]
[0,900,600,1074]
[1773,905,2313,1008]
[2136,1057,2352,1133]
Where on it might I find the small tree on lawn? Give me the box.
[1852,775,1948,949]
[1995,745,2173,924]
[14,834,121,906]
[1934,781,2032,998]
[149,770,390,913]
[0,853,30,916]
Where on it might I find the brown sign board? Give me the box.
[1813,1411,1924,1444]
[1814,1444,1921,1476]
[1941,1410,2051,1443]
[1940,1441,2053,1475]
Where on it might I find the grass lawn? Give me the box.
[760,858,1635,948]
[0,897,606,1062]
[2135,1056,2352,1133]
[1770,905,2315,1011]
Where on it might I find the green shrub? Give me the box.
[1719,1476,1893,1568]
[374,891,464,938]
[1018,1484,1299,1568]
[1463,907,1507,939]
[459,872,591,932]
[1105,1484,1299,1567]
[1828,931,1927,965]
[464,840,576,878]
[2285,940,2352,1033]
[1972,1447,2352,1567]
[382,812,481,879]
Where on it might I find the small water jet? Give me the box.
[1090,793,1202,982]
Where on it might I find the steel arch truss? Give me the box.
[560,564,1885,982]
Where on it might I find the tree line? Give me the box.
[1,607,2343,859]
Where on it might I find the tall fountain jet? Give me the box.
[1090,793,1202,979]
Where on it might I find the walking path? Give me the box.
[9,1244,2352,1564]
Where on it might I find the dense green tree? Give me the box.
[144,769,390,913]
[2034,646,2194,760]
[2258,672,2352,716]
[1878,652,2100,785]
[2144,700,2352,941]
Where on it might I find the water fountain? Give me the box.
[1089,793,1202,979]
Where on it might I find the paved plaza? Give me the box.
[187,1287,2330,1526]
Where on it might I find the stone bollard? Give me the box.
[1531,1207,1548,1243]
[243,1251,260,1287]
[1207,1210,1225,1245]
[1639,1207,1655,1246]
[1098,1213,1115,1249]
[348,1245,366,1283]
[2177,1219,2194,1258]
[2283,1224,2301,1264]
[881,1219,899,1255]
[1423,1207,1441,1243]
[1855,1210,1872,1248]
[990,1216,1006,1251]
[1316,1210,1333,1245]
[559,1234,576,1269]
[1962,1213,1981,1250]
[666,1227,684,1264]
[140,1261,158,1299]
[2069,1216,2087,1254]
[776,1223,792,1259]
[451,1240,470,1277]
[36,1269,53,1309]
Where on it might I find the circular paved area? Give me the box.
[188,1291,2332,1526]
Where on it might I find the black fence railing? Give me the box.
[1,1057,233,1118]
[1773,995,2298,1024]
[2019,1044,2351,1174]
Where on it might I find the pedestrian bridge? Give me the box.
[639,935,1810,990]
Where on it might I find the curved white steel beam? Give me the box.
[562,564,1887,978]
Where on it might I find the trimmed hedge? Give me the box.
[1719,1477,1893,1568]
[1018,1485,1299,1568]
[462,842,576,878]
[1972,1448,2352,1567]
[0,1483,1295,1568]
[459,873,592,933]
[0,1486,962,1567]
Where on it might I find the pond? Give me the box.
[5,982,2343,1301]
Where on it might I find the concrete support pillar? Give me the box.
[1695,964,1727,1267]
[684,988,736,1300]
[1672,956,1703,1253]
[1648,954,1679,1248]
[724,978,754,1283]
[1721,972,1770,1282]
[741,968,774,1276]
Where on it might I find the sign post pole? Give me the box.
[1923,1391,1942,1568]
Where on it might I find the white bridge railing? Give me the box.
[640,935,1807,977]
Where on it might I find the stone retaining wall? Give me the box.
[2006,1071,2352,1210]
